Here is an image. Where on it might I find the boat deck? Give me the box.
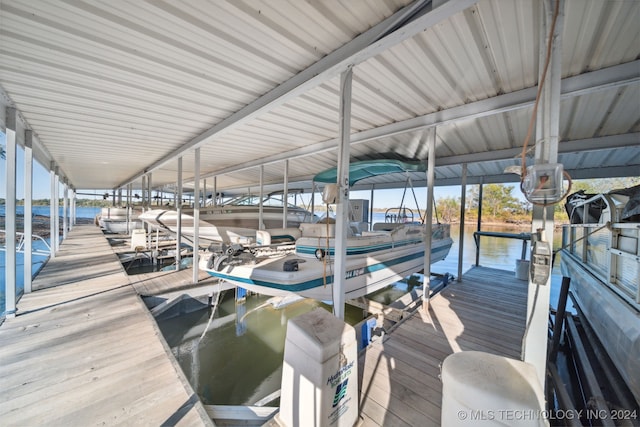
[358,265,528,426]
[1,224,529,426]
[0,224,213,426]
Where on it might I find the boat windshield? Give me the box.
[223,194,301,209]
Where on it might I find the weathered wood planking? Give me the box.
[358,266,528,426]
[132,268,217,297]
[0,224,212,426]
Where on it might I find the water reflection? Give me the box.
[156,292,364,405]
[156,224,570,406]
[368,275,423,305]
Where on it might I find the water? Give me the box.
[157,219,570,407]
[157,293,364,406]
[0,204,101,218]
[0,205,101,315]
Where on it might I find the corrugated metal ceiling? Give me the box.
[1,0,638,195]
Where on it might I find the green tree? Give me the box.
[569,177,640,195]
[485,184,520,220]
[467,184,523,222]
[436,196,460,222]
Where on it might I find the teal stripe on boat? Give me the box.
[296,238,422,256]
[207,247,432,292]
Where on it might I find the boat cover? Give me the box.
[613,184,640,221]
[564,184,640,223]
[564,190,603,223]
[313,159,426,186]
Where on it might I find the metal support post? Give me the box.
[523,0,564,388]
[457,163,467,281]
[147,172,152,207]
[49,162,56,259]
[63,181,68,241]
[176,157,183,271]
[4,107,17,317]
[475,178,484,266]
[259,165,265,230]
[192,148,200,284]
[333,66,353,320]
[54,170,60,251]
[283,160,289,228]
[423,127,436,311]
[24,130,33,294]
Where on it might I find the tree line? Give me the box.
[434,177,639,224]
[0,198,113,207]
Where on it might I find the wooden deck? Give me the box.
[1,223,530,426]
[358,266,528,426]
[0,224,213,426]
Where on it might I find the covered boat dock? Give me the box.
[1,0,639,425]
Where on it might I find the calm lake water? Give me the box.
[155,220,568,406]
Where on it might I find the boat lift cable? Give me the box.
[408,176,427,224]
[198,280,222,344]
[399,175,428,224]
[399,178,408,215]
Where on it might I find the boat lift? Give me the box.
[0,230,52,257]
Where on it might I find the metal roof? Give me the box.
[1,0,639,195]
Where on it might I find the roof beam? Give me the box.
[118,0,480,188]
[204,61,639,178]
[350,160,640,190]
[1,86,57,181]
[434,133,640,166]
[194,132,639,194]
[348,133,640,185]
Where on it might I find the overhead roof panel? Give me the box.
[560,83,640,140]
[1,0,638,195]
[1,0,417,190]
[474,0,539,93]
[562,0,640,73]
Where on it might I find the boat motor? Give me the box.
[206,242,255,272]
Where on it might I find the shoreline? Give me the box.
[0,214,95,243]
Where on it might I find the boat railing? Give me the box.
[384,207,415,223]
[562,188,639,307]
[561,221,640,307]
[0,230,52,257]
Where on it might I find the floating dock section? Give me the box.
[358,266,528,425]
[0,225,213,426]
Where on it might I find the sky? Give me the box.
[1,131,52,199]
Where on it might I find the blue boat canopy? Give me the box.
[313,159,426,186]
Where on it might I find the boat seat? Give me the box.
[256,228,302,245]
[372,222,403,232]
[300,221,366,238]
[300,223,335,238]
